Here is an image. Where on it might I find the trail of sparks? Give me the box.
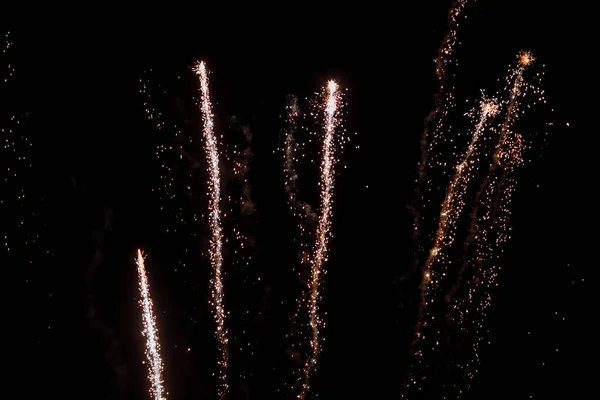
[457,51,535,307]
[298,80,342,400]
[413,0,470,244]
[136,250,167,400]
[421,98,500,303]
[283,95,317,337]
[195,61,229,399]
[404,96,500,397]
[449,51,541,395]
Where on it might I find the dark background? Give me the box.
[2,1,592,399]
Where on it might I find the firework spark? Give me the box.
[405,95,500,396]
[447,51,542,395]
[195,61,229,399]
[422,97,500,300]
[284,94,318,226]
[413,0,470,236]
[136,250,167,400]
[460,50,536,278]
[283,94,318,339]
[297,80,342,399]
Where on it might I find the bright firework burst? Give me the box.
[136,249,167,400]
[297,80,343,399]
[194,61,229,399]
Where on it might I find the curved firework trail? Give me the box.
[195,61,229,399]
[136,250,167,400]
[298,80,341,400]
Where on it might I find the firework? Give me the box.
[283,94,318,340]
[459,50,537,295]
[449,51,542,395]
[297,80,342,399]
[194,61,229,399]
[421,97,500,300]
[413,0,470,239]
[136,250,167,400]
[405,96,500,396]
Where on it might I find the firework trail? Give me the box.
[455,51,535,305]
[404,96,500,397]
[420,98,500,307]
[297,80,342,400]
[447,52,538,394]
[136,250,167,400]
[283,95,318,338]
[412,0,470,250]
[195,61,229,399]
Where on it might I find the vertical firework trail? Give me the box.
[136,250,167,400]
[298,81,341,400]
[283,95,317,333]
[413,0,470,247]
[195,61,229,399]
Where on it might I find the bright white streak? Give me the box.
[136,249,166,400]
[299,80,340,399]
[195,61,229,399]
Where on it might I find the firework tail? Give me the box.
[195,61,229,399]
[297,81,340,400]
[136,250,167,400]
[411,0,470,273]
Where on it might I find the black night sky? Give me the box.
[2,2,592,399]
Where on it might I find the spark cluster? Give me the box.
[136,250,167,400]
[282,94,317,332]
[195,61,230,399]
[1,33,41,262]
[141,72,191,237]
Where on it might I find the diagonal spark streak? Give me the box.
[422,99,500,299]
[136,249,167,400]
[195,61,229,399]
